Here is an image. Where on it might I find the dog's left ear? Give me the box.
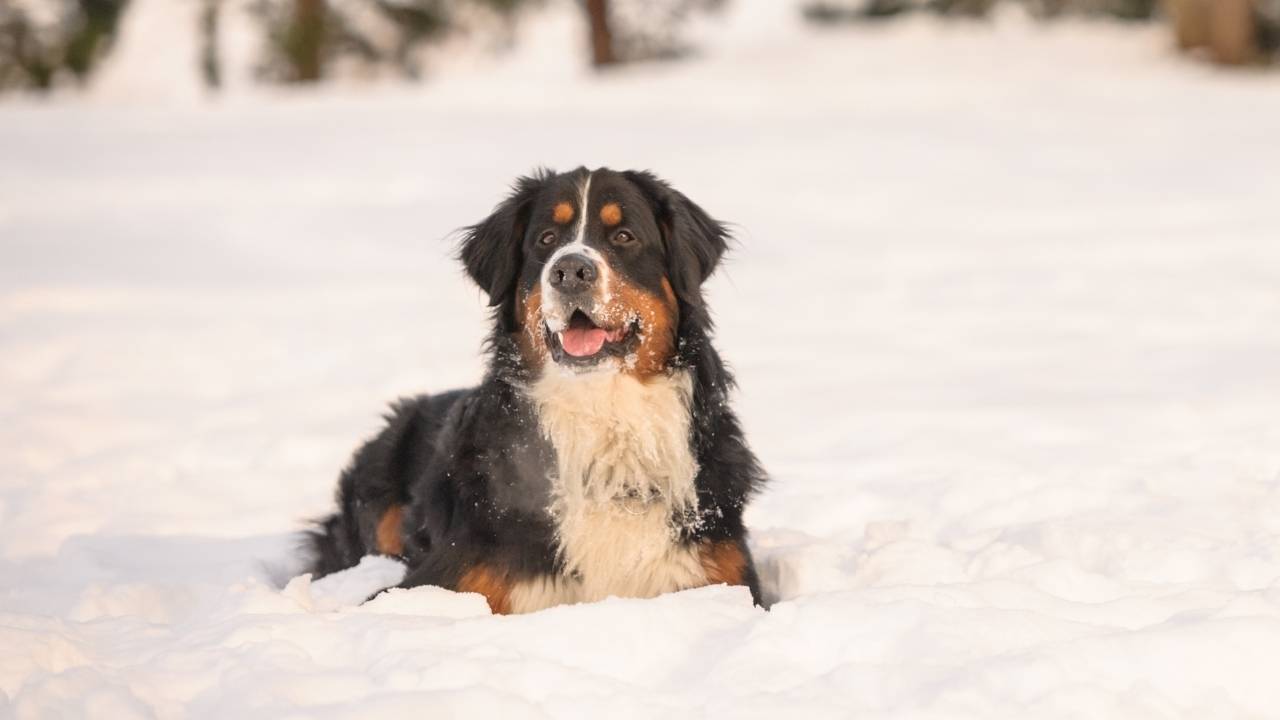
[623,170,730,314]
[458,171,550,310]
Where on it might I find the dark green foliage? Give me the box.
[1260,0,1280,52]
[1027,0,1157,20]
[0,0,130,91]
[0,11,54,89]
[470,0,528,15]
[609,0,727,63]
[200,0,220,88]
[64,0,125,75]
[803,0,1158,23]
[247,0,531,84]
[369,0,452,77]
[288,0,325,81]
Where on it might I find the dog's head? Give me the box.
[460,167,729,377]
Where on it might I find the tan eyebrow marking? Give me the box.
[600,202,622,227]
[553,202,574,224]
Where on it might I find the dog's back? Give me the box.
[307,389,469,577]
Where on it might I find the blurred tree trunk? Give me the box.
[1166,0,1258,65]
[1169,0,1210,49]
[1209,0,1257,65]
[293,0,325,81]
[586,0,615,67]
[937,0,997,16]
[201,0,222,90]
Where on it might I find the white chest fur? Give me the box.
[513,368,707,612]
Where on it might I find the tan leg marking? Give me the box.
[457,565,513,615]
[375,504,404,556]
[699,540,748,587]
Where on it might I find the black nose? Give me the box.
[548,253,598,294]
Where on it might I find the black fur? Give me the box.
[459,170,548,332]
[305,167,767,608]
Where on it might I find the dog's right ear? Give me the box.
[622,170,730,315]
[458,171,551,307]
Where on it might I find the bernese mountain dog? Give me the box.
[305,167,767,614]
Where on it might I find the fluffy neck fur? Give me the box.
[521,366,705,603]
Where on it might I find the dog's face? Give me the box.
[460,168,728,377]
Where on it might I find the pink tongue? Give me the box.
[561,327,608,357]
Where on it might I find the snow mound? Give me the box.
[289,555,409,612]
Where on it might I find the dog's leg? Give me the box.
[699,537,763,606]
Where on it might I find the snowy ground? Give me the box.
[4,2,1280,717]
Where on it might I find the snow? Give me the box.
[88,0,208,103]
[4,1,1280,717]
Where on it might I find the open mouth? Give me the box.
[546,309,638,364]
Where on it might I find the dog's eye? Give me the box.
[538,231,557,246]
[613,230,635,245]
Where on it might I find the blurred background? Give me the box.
[2,0,1279,95]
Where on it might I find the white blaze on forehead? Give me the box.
[573,171,592,246]
[540,171,614,331]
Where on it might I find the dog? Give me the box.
[305,167,767,614]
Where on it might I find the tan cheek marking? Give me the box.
[660,276,677,310]
[600,202,622,227]
[375,504,404,556]
[457,565,513,615]
[608,276,678,379]
[553,202,574,224]
[699,540,748,586]
[515,285,547,371]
